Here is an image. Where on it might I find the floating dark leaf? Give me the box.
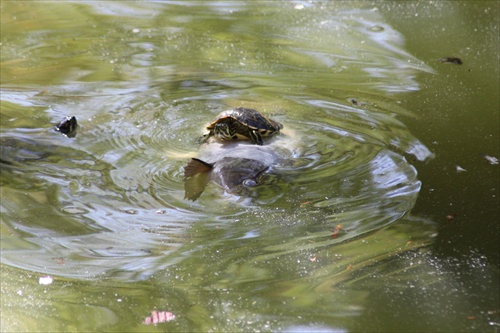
[438,57,463,65]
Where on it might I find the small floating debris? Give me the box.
[456,165,467,173]
[143,310,176,325]
[437,57,463,65]
[446,213,457,222]
[331,224,343,239]
[368,25,384,32]
[348,98,366,107]
[482,154,499,165]
[55,116,78,137]
[61,205,88,214]
[53,257,65,265]
[39,275,54,285]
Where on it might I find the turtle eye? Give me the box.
[243,179,257,187]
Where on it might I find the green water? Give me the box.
[1,1,498,332]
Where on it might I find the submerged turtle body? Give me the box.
[183,142,282,201]
[184,157,269,201]
[201,107,283,145]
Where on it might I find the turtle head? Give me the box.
[214,122,236,140]
[55,116,78,138]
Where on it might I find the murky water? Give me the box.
[1,2,498,332]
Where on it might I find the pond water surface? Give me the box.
[1,1,499,332]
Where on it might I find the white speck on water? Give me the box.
[483,155,499,165]
[39,276,53,285]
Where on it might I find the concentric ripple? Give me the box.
[1,91,431,279]
[0,2,435,281]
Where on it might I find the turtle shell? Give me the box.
[205,107,283,145]
[208,108,282,132]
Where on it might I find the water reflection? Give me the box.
[0,219,441,332]
[0,1,476,332]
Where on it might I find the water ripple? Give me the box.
[0,3,435,281]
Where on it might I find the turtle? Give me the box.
[199,107,283,145]
[184,157,270,201]
[183,141,283,201]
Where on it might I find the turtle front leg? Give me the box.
[250,130,264,145]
